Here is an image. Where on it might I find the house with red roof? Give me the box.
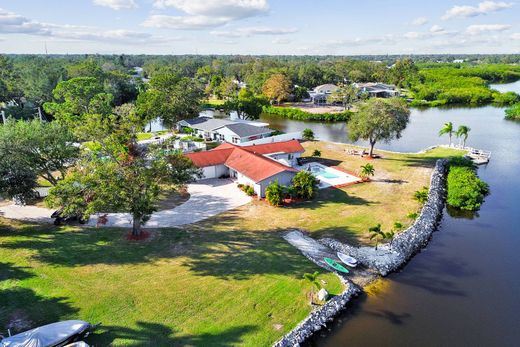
[185,140,305,198]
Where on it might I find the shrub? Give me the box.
[291,171,318,200]
[262,105,352,122]
[393,222,403,231]
[180,135,204,142]
[505,103,520,120]
[312,149,321,157]
[266,180,284,206]
[447,166,489,211]
[413,186,429,204]
[302,128,315,141]
[245,185,255,196]
[239,184,256,196]
[407,212,418,220]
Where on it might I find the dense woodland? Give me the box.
[1,54,520,122]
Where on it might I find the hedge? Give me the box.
[262,106,352,122]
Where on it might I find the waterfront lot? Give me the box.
[0,142,462,346]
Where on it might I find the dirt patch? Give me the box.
[157,186,190,211]
[125,230,155,241]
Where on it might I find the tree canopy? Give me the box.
[348,98,410,157]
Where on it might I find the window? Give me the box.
[232,137,240,144]
[288,154,294,160]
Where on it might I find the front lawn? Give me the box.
[0,219,342,346]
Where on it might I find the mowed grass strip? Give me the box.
[0,219,342,346]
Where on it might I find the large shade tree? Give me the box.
[136,72,203,129]
[0,118,79,186]
[262,73,292,104]
[223,88,267,120]
[348,97,410,157]
[47,104,200,237]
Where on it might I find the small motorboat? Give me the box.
[324,257,349,274]
[337,252,358,268]
[0,320,96,347]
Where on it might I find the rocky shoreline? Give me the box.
[274,159,449,346]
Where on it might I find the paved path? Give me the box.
[0,179,251,228]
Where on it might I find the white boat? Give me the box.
[337,252,358,267]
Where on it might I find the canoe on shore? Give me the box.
[337,252,358,267]
[324,257,349,273]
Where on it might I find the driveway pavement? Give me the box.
[0,179,251,228]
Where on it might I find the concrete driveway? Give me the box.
[0,179,251,228]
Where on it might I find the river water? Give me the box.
[261,82,520,346]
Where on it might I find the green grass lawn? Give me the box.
[136,132,153,141]
[0,219,343,346]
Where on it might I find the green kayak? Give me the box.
[324,257,350,274]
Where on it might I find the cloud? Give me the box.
[93,0,137,10]
[411,17,429,26]
[511,33,520,40]
[0,7,175,44]
[442,1,513,20]
[272,38,291,44]
[210,26,298,37]
[430,25,444,33]
[144,0,269,29]
[0,8,51,35]
[465,24,511,35]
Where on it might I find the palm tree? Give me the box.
[368,224,395,250]
[456,125,471,148]
[359,163,375,179]
[438,122,454,147]
[303,271,321,304]
[368,224,383,250]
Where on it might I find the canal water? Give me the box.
[261,83,520,346]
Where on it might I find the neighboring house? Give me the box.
[354,83,400,98]
[185,140,305,198]
[177,117,274,144]
[308,84,340,104]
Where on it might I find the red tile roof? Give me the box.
[213,139,304,154]
[241,140,304,155]
[185,148,234,167]
[224,147,297,183]
[185,140,302,183]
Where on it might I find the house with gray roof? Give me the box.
[177,117,275,144]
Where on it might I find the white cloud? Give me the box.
[430,25,444,33]
[442,1,513,20]
[93,0,137,10]
[511,33,520,40]
[0,7,174,44]
[272,38,291,44]
[465,24,511,35]
[210,26,298,37]
[411,17,429,26]
[144,0,269,29]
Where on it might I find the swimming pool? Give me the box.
[310,166,340,179]
[299,162,362,189]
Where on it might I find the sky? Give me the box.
[0,0,519,55]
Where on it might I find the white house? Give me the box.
[177,117,274,144]
[354,83,400,98]
[308,84,340,104]
[185,140,305,198]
